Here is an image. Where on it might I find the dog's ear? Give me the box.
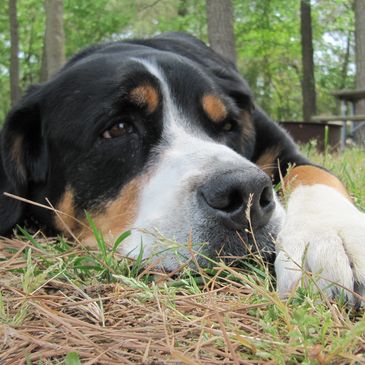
[0,87,48,235]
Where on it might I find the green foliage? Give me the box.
[313,0,355,115]
[64,0,136,54]
[64,352,81,365]
[234,0,355,121]
[235,0,302,120]
[0,0,12,120]
[138,0,206,39]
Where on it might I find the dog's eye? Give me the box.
[222,122,233,132]
[102,122,133,139]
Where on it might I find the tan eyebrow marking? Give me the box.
[130,85,159,113]
[202,94,228,123]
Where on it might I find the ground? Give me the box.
[0,146,365,364]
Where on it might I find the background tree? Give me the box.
[300,0,316,122]
[41,0,65,81]
[8,0,21,106]
[206,0,236,64]
[354,0,365,114]
[234,1,302,118]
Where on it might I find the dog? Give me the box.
[1,33,365,303]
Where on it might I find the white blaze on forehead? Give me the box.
[133,58,250,161]
[133,57,186,131]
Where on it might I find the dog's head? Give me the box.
[0,33,285,269]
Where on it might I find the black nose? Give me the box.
[198,169,275,230]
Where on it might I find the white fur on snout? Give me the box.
[276,184,365,303]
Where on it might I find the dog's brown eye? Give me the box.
[102,122,131,139]
[222,122,233,132]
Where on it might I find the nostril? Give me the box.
[224,189,243,213]
[259,186,273,209]
[200,187,243,213]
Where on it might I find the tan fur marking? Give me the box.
[239,110,255,155]
[240,110,254,138]
[256,146,282,177]
[12,135,26,179]
[130,85,159,113]
[283,165,351,200]
[202,94,227,122]
[82,175,145,246]
[54,178,145,248]
[54,188,78,232]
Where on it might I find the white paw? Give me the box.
[275,184,365,305]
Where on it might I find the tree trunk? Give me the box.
[206,0,236,64]
[355,0,365,114]
[340,29,351,89]
[41,0,65,81]
[40,31,48,82]
[8,0,21,106]
[178,0,188,16]
[300,0,317,122]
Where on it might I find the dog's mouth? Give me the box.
[193,214,282,267]
[184,181,285,267]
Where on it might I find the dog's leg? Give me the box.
[252,108,365,304]
[276,164,365,304]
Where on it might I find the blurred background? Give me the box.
[2,0,364,128]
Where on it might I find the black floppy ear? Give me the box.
[0,87,48,235]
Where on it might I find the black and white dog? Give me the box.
[1,33,364,302]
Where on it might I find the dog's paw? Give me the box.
[275,184,365,305]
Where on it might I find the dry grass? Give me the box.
[1,235,365,364]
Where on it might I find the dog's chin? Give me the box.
[196,222,280,267]
[141,220,282,272]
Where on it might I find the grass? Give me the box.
[1,146,365,364]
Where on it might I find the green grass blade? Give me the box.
[17,226,46,252]
[112,230,131,253]
[85,211,107,257]
[65,352,81,365]
[130,243,144,278]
